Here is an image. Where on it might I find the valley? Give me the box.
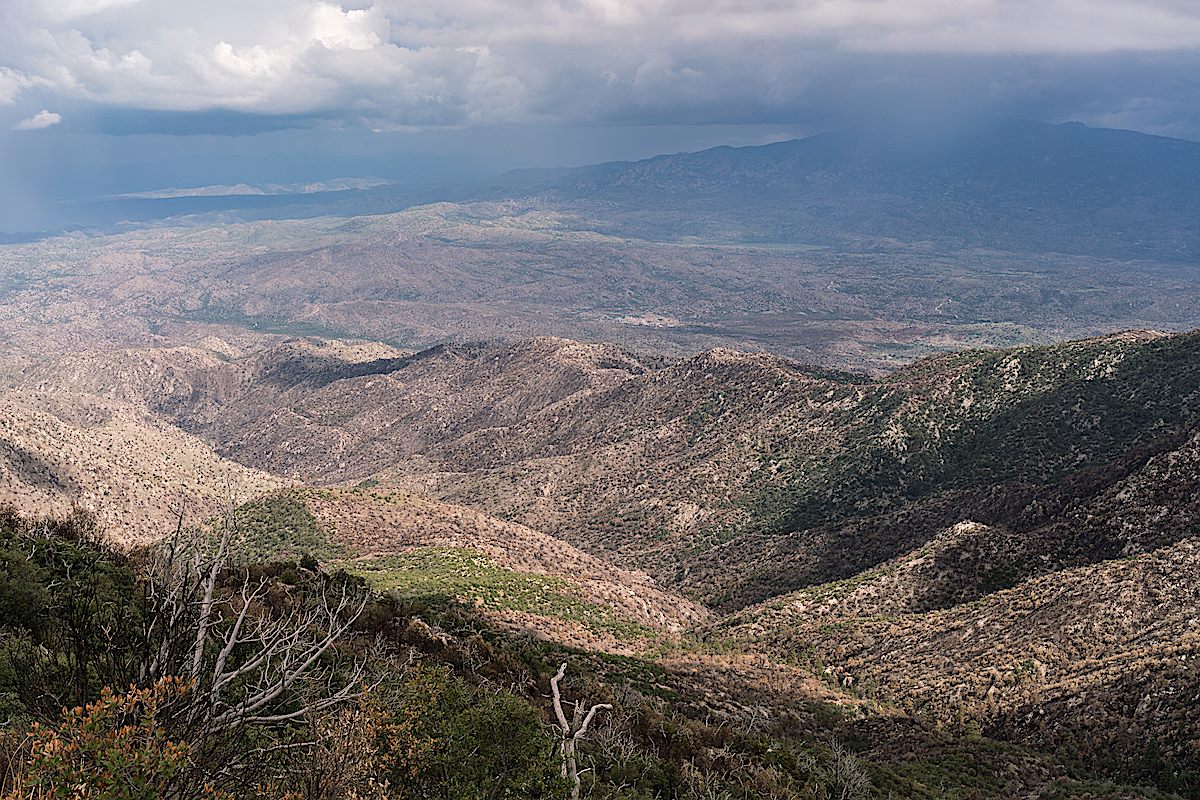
[3,199,1199,376]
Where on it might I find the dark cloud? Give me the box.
[88,108,335,136]
[2,1,1200,137]
[2,0,1200,234]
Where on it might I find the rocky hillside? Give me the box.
[9,328,1200,794]
[721,535,1200,786]
[0,389,285,542]
[31,329,1198,603]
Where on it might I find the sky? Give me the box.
[3,0,1200,230]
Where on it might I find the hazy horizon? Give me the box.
[6,1,1200,233]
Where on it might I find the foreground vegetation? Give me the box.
[0,506,1184,799]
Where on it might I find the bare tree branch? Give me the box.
[549,662,612,800]
[137,490,368,760]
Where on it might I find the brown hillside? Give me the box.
[0,389,286,543]
[724,537,1200,777]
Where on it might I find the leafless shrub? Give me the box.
[822,740,871,800]
[137,498,368,785]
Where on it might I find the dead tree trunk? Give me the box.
[549,662,611,800]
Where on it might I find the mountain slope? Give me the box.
[0,389,285,542]
[22,329,1200,614]
[225,487,707,653]
[721,535,1200,787]
[217,333,1200,607]
[8,328,1200,793]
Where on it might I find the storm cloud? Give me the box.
[2,0,1200,136]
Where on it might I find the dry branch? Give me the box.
[549,662,612,800]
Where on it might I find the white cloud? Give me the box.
[0,67,52,105]
[13,108,62,129]
[2,1,1200,130]
[27,0,144,24]
[310,3,384,51]
[0,68,31,104]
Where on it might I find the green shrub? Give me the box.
[377,663,567,800]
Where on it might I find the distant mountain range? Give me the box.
[26,119,1200,262]
[480,120,1200,259]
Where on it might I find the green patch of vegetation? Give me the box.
[684,394,728,446]
[379,662,568,800]
[816,615,895,636]
[795,563,897,604]
[180,308,418,351]
[347,547,657,641]
[588,650,678,701]
[0,508,143,719]
[1043,778,1181,800]
[232,492,350,563]
[878,748,1008,796]
[652,632,744,662]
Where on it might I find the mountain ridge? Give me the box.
[17,327,1199,601]
[480,120,1200,259]
[13,120,1200,266]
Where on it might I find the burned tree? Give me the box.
[549,662,612,800]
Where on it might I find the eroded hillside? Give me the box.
[0,389,285,542]
[26,329,1198,599]
[6,327,1200,795]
